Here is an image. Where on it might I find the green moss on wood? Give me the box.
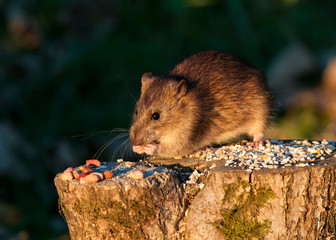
[213,177,276,240]
[58,197,66,219]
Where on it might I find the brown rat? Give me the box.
[129,50,273,157]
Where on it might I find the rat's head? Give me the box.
[130,72,189,156]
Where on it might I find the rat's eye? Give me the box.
[151,112,160,121]
[135,110,138,115]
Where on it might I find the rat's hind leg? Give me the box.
[246,132,270,147]
[246,121,270,147]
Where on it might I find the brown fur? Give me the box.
[129,50,273,157]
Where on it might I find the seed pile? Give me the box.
[58,139,336,183]
[188,139,336,170]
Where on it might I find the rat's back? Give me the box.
[169,50,273,145]
[169,50,260,83]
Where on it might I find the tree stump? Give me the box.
[55,141,336,239]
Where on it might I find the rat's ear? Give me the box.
[141,72,154,93]
[173,79,187,101]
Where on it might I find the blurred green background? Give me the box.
[1,0,336,239]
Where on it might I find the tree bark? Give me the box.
[184,157,336,239]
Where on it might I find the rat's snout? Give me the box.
[129,126,145,146]
[130,126,159,155]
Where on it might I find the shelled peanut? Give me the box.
[58,159,113,183]
[59,167,74,181]
[127,170,144,180]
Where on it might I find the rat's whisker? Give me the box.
[121,137,132,160]
[111,135,131,161]
[93,139,115,160]
[72,128,128,142]
[93,133,129,159]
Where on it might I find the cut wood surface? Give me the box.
[55,141,336,240]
